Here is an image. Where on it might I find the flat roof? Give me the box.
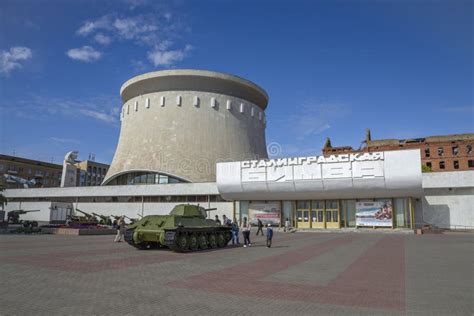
[120,69,269,110]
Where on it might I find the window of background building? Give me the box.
[424,146,430,158]
[468,160,474,168]
[28,168,32,174]
[426,162,432,169]
[452,146,459,156]
[439,161,445,169]
[0,164,4,171]
[467,145,473,154]
[438,147,444,156]
[453,161,459,169]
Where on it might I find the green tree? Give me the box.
[421,164,432,173]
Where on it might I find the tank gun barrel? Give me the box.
[75,208,93,217]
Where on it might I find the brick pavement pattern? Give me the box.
[0,232,472,315]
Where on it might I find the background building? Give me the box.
[75,160,109,186]
[323,130,474,172]
[0,154,62,189]
[103,69,269,185]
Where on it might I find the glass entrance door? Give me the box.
[325,200,340,229]
[296,201,310,228]
[311,200,325,228]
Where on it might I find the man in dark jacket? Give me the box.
[256,218,264,236]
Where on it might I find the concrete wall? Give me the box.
[105,70,269,184]
[421,171,474,229]
[4,201,234,224]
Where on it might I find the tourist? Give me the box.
[284,217,290,232]
[231,218,240,245]
[222,214,231,226]
[241,217,251,247]
[266,224,273,248]
[256,218,264,236]
[114,216,126,242]
[215,215,221,225]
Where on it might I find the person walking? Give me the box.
[114,216,126,242]
[256,218,264,236]
[266,224,273,248]
[241,217,251,247]
[231,218,240,245]
[284,217,290,233]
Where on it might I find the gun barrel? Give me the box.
[204,208,217,212]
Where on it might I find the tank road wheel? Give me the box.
[208,233,218,249]
[177,234,189,252]
[189,234,199,251]
[217,233,226,248]
[198,234,208,250]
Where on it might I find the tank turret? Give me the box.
[124,204,231,252]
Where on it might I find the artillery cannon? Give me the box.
[66,209,99,226]
[92,212,113,226]
[7,209,40,225]
[124,204,232,252]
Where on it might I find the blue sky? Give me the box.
[0,0,472,164]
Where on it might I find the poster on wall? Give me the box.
[249,201,281,225]
[356,201,393,227]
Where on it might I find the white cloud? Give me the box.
[66,46,102,62]
[0,46,32,75]
[7,94,121,125]
[79,109,117,124]
[94,33,112,45]
[147,44,192,66]
[76,16,113,36]
[74,8,192,67]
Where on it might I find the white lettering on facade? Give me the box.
[241,152,384,168]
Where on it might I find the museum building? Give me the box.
[3,70,473,230]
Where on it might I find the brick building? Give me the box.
[323,130,474,172]
[0,154,62,189]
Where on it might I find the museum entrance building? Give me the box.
[217,149,421,230]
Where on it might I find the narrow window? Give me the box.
[193,96,199,107]
[468,160,474,168]
[210,97,216,108]
[452,146,459,156]
[134,101,138,111]
[145,98,150,108]
[439,161,445,169]
[467,145,472,154]
[176,95,181,106]
[453,161,459,169]
[240,103,245,113]
[226,100,232,110]
[251,107,255,117]
[438,147,444,156]
[160,96,165,106]
[258,111,262,121]
[424,146,430,158]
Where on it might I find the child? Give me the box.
[266,224,273,248]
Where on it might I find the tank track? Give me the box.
[125,227,232,252]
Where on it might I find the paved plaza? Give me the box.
[0,231,472,315]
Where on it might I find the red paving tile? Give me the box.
[168,235,406,311]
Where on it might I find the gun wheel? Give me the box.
[177,234,189,251]
[208,233,218,248]
[198,234,208,249]
[189,233,199,251]
[217,233,226,248]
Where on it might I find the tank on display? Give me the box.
[124,204,232,252]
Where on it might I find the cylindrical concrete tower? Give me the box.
[103,69,268,185]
